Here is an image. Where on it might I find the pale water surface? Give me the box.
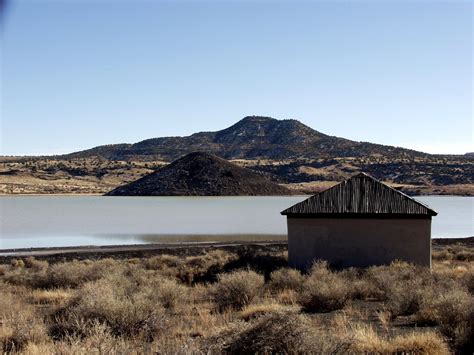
[0,196,472,250]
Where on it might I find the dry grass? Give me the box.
[28,289,73,305]
[0,243,472,353]
[239,302,295,321]
[349,324,450,354]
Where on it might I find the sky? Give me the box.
[0,0,472,156]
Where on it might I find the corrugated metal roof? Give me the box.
[281,173,437,216]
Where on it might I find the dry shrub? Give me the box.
[145,254,182,270]
[127,257,141,264]
[339,268,379,300]
[422,289,473,352]
[25,321,146,355]
[0,291,48,352]
[0,265,6,277]
[48,310,102,342]
[433,248,451,261]
[47,267,188,341]
[10,259,25,268]
[269,268,304,292]
[433,245,474,262]
[390,332,449,354]
[154,277,187,311]
[145,250,235,284]
[42,319,201,355]
[363,262,437,318]
[299,261,350,313]
[45,259,116,288]
[449,245,474,261]
[24,257,49,272]
[4,258,116,289]
[208,310,350,354]
[350,324,449,354]
[461,269,474,294]
[365,262,474,321]
[365,261,430,301]
[177,250,235,284]
[212,270,264,310]
[71,271,170,339]
[385,279,427,319]
[276,289,299,305]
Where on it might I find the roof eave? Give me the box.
[282,212,435,218]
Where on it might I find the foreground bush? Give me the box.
[54,269,186,340]
[208,310,350,354]
[0,244,471,354]
[212,270,264,310]
[299,261,350,313]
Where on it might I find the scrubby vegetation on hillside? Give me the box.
[0,243,473,354]
[1,154,472,195]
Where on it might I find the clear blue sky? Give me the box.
[1,0,472,156]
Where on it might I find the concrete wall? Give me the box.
[287,217,431,269]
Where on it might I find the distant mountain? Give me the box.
[105,152,292,196]
[65,116,430,161]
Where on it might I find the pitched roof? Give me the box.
[281,173,437,217]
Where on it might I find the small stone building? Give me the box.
[281,173,437,269]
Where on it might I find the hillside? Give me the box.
[105,152,291,196]
[0,116,472,195]
[65,116,430,161]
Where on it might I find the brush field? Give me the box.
[0,241,473,354]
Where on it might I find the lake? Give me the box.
[0,195,472,250]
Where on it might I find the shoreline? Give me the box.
[1,193,473,197]
[0,237,472,261]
